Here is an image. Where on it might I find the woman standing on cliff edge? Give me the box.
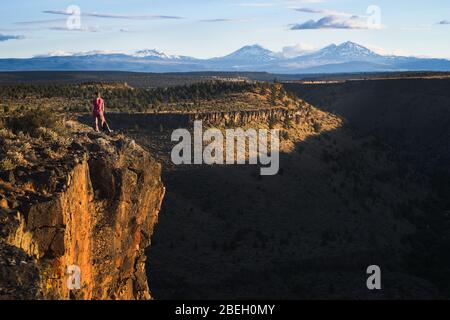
[92,92,113,133]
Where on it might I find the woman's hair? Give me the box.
[96,92,101,98]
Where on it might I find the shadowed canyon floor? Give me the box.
[129,105,444,299]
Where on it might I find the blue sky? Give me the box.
[0,0,449,59]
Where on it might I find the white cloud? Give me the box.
[0,33,25,41]
[233,2,276,7]
[290,15,371,30]
[364,44,387,55]
[43,10,183,20]
[199,18,249,23]
[15,18,66,26]
[293,8,351,16]
[49,26,104,32]
[363,45,410,57]
[281,43,316,57]
[290,5,384,30]
[285,0,325,5]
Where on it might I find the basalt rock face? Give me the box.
[284,79,450,174]
[0,124,165,299]
[78,108,303,130]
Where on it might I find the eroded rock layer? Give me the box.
[0,124,165,300]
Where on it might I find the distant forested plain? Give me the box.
[1,71,449,87]
[0,79,301,114]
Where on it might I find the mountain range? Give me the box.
[1,41,450,74]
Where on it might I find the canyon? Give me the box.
[1,76,450,299]
[78,108,301,130]
[133,102,442,299]
[284,78,450,176]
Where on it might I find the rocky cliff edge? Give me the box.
[0,121,165,300]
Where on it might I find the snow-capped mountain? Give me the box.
[34,50,122,58]
[133,49,174,59]
[283,42,450,73]
[218,45,279,62]
[274,41,389,71]
[204,44,281,71]
[307,41,380,60]
[1,42,450,74]
[34,51,74,58]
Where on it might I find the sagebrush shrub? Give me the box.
[0,158,15,171]
[7,109,58,136]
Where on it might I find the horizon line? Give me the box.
[1,41,450,61]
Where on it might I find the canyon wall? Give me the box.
[78,108,302,130]
[284,79,450,174]
[0,128,165,299]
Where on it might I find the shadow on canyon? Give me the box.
[140,124,450,300]
[284,78,450,175]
